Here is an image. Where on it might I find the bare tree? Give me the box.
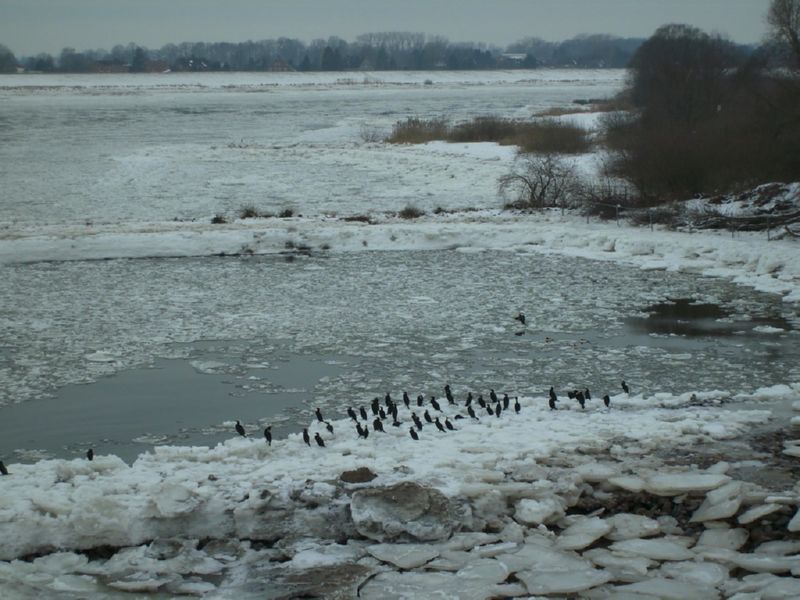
[498,154,580,211]
[767,0,800,68]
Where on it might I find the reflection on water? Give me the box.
[629,297,794,337]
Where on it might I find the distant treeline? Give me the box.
[0,33,657,74]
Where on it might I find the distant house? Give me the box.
[270,58,295,72]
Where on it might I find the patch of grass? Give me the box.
[385,117,449,144]
[398,205,425,219]
[211,213,228,224]
[238,204,274,219]
[385,115,590,154]
[342,214,373,223]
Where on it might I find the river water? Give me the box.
[1,71,797,463]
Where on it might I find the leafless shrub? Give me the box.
[360,124,384,143]
[385,117,449,144]
[398,205,425,219]
[498,153,581,211]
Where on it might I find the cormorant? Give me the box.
[503,394,510,410]
[385,392,392,406]
[403,392,411,409]
[325,421,334,434]
[86,448,94,461]
[371,398,380,415]
[585,388,591,401]
[576,392,586,410]
[445,385,454,404]
[567,390,576,400]
[264,426,272,446]
[412,413,423,430]
[478,395,486,408]
[356,423,366,438]
[410,428,419,441]
[359,406,368,421]
[495,403,502,418]
[0,461,8,475]
[303,428,310,446]
[424,410,433,423]
[603,394,611,408]
[467,405,478,420]
[487,404,494,416]
[444,418,455,431]
[417,394,424,407]
[514,397,521,414]
[235,420,246,437]
[549,387,557,403]
[314,433,325,447]
[373,418,385,433]
[347,407,358,422]
[490,389,498,403]
[514,312,526,325]
[621,380,630,394]
[379,407,386,420]
[430,397,441,412]
[549,397,557,410]
[434,418,446,432]
[465,392,473,407]
[315,408,324,422]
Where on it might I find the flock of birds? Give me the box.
[0,380,632,473]
[227,379,632,449]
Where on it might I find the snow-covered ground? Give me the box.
[1,71,799,598]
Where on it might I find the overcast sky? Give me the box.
[0,0,772,57]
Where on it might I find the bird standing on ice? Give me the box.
[86,448,94,461]
[303,428,310,446]
[314,432,325,447]
[0,461,8,475]
[264,426,272,446]
[621,380,630,394]
[235,420,246,437]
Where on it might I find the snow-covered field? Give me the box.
[1,71,799,598]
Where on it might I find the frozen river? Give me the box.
[0,70,797,463]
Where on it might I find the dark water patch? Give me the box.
[628,297,794,337]
[0,350,348,464]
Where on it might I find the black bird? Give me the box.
[514,397,521,414]
[549,387,557,403]
[410,428,419,441]
[385,392,392,406]
[314,432,325,447]
[490,389,498,403]
[434,418,446,432]
[444,418,455,431]
[315,408,324,422]
[503,394,510,410]
[412,413,423,430]
[424,410,433,423]
[549,397,557,411]
[390,404,399,420]
[86,448,94,461]
[403,392,411,409]
[264,426,272,446]
[347,407,358,422]
[603,394,611,408]
[373,418,385,432]
[303,428,310,446]
[576,393,586,410]
[417,394,424,407]
[478,395,486,408]
[514,311,526,325]
[495,403,502,418]
[487,404,494,416]
[379,407,387,420]
[430,397,441,412]
[392,419,402,427]
[359,406,369,421]
[467,405,479,420]
[445,385,455,404]
[465,392,473,407]
[567,390,576,400]
[585,388,592,401]
[0,461,8,475]
[235,420,246,437]
[325,421,334,434]
[371,398,380,415]
[621,380,630,394]
[356,423,366,438]
[363,425,369,439]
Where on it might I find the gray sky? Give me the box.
[1,0,772,57]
